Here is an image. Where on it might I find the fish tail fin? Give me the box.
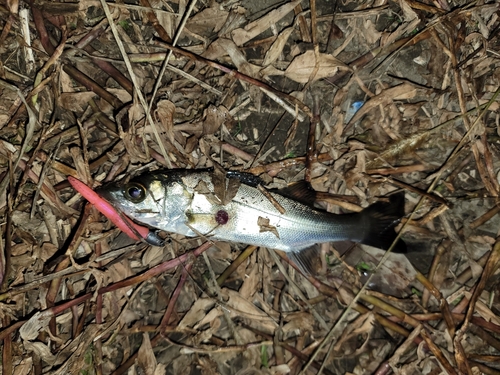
[359,192,407,253]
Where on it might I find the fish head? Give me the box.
[96,172,187,231]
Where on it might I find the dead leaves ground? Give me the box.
[1,0,500,374]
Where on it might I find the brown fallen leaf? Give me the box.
[347,82,420,127]
[186,7,229,36]
[58,92,97,112]
[155,99,176,144]
[262,26,294,67]
[231,0,302,46]
[137,333,157,375]
[257,216,280,238]
[211,163,240,205]
[284,50,350,83]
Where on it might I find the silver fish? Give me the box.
[97,169,406,272]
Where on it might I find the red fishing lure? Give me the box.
[68,176,163,246]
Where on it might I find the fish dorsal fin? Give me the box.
[275,181,317,206]
[225,170,264,187]
[286,245,322,275]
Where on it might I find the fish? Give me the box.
[97,168,406,273]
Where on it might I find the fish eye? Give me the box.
[124,183,146,203]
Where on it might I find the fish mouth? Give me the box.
[95,187,166,246]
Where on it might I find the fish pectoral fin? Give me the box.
[287,245,322,275]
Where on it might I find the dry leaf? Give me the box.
[282,312,314,338]
[260,64,286,79]
[347,82,419,126]
[59,69,76,93]
[186,7,229,35]
[352,313,376,335]
[344,247,417,297]
[155,99,176,143]
[108,260,134,283]
[193,306,222,331]
[224,288,276,325]
[23,341,55,364]
[231,0,302,46]
[202,105,230,135]
[196,357,218,375]
[399,0,419,21]
[107,88,133,104]
[216,38,261,81]
[58,92,97,112]
[239,263,259,300]
[257,216,280,238]
[206,241,232,260]
[127,100,146,129]
[154,364,167,375]
[270,364,291,374]
[284,50,349,83]
[20,311,51,341]
[11,243,31,256]
[137,333,157,375]
[13,357,33,375]
[52,325,106,375]
[262,27,294,66]
[363,20,382,45]
[333,313,375,352]
[211,163,240,205]
[476,300,500,326]
[142,245,165,267]
[178,299,216,328]
[40,242,58,261]
[2,0,497,371]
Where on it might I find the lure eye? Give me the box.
[124,183,146,203]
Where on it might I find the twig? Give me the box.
[30,3,124,108]
[369,175,451,206]
[163,335,273,354]
[420,328,458,375]
[147,0,198,131]
[305,95,319,183]
[257,185,286,214]
[415,272,456,336]
[98,242,211,295]
[422,243,448,308]
[245,152,333,175]
[159,265,191,331]
[217,246,257,285]
[0,160,13,292]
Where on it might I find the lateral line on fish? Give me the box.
[214,197,313,226]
